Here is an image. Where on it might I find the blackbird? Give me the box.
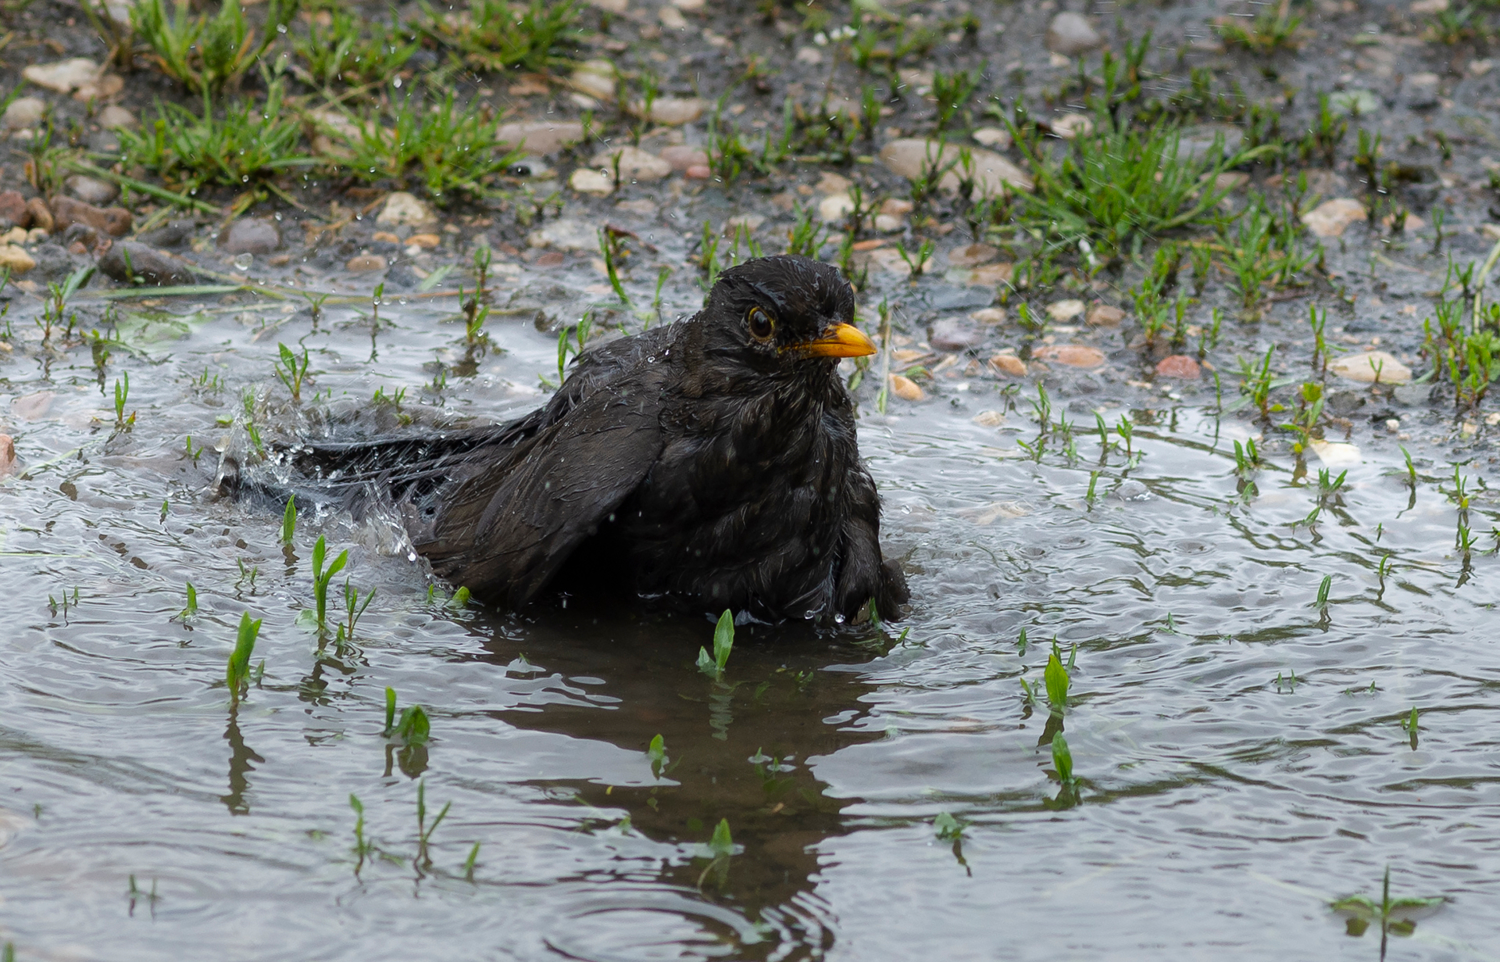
[252,255,909,622]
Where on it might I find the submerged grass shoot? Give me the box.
[226,612,261,705]
[697,609,734,678]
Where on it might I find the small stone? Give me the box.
[989,353,1027,377]
[1052,114,1093,140]
[569,60,617,101]
[972,410,1007,427]
[796,46,824,65]
[634,96,705,126]
[660,5,688,28]
[1328,350,1412,384]
[879,198,913,217]
[971,307,1007,325]
[1045,13,1102,56]
[0,227,25,245]
[673,0,704,9]
[49,196,130,236]
[1386,418,1402,433]
[0,434,13,475]
[96,104,137,129]
[0,191,27,229]
[873,214,904,233]
[818,192,855,224]
[660,145,708,171]
[972,127,1011,149]
[138,219,194,248]
[376,191,436,227]
[1155,354,1201,379]
[64,174,119,206]
[1034,344,1106,368]
[0,245,36,275]
[930,318,984,352]
[494,119,584,155]
[723,214,764,235]
[372,230,401,245]
[11,391,53,420]
[98,241,196,286]
[684,164,712,180]
[346,254,387,273]
[815,171,852,196]
[961,263,1014,287]
[1047,299,1086,322]
[1214,171,1249,192]
[1411,0,1447,11]
[73,73,123,102]
[1302,198,1367,238]
[1309,441,1361,467]
[25,198,53,233]
[889,374,924,401]
[1087,304,1126,327]
[590,145,672,182]
[879,139,1032,195]
[220,217,280,255]
[407,233,441,249]
[948,243,998,267]
[527,218,597,251]
[22,58,100,93]
[2,96,45,130]
[569,168,614,196]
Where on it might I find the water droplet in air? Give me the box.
[233,253,253,271]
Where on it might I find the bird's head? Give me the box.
[700,255,874,372]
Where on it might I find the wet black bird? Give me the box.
[255,255,909,622]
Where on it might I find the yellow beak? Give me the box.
[796,323,877,359]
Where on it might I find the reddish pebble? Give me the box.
[0,434,13,475]
[1086,304,1125,327]
[660,145,709,172]
[989,354,1027,377]
[535,251,566,268]
[684,164,712,180]
[889,374,924,401]
[1155,354,1201,379]
[1033,344,1106,368]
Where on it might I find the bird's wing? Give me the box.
[417,377,666,607]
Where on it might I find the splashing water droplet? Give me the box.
[233,253,253,271]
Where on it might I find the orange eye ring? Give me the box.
[747,306,776,342]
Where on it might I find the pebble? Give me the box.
[1411,0,1447,11]
[11,391,53,420]
[1155,354,1201,379]
[1052,114,1093,140]
[1115,480,1150,501]
[0,245,36,275]
[723,214,764,234]
[25,198,52,233]
[64,174,119,206]
[879,139,1032,195]
[220,217,280,255]
[684,164,712,180]
[879,198,913,218]
[989,353,1027,377]
[494,119,584,155]
[346,254,387,273]
[1302,198,1367,238]
[2,96,45,130]
[99,242,195,285]
[1309,441,1361,467]
[49,196,130,236]
[873,214,904,233]
[1328,350,1412,384]
[570,168,614,196]
[590,145,672,182]
[948,243,998,267]
[0,191,27,229]
[97,104,137,129]
[376,191,436,227]
[971,307,1007,325]
[659,145,709,171]
[930,318,984,351]
[660,5,688,28]
[407,233,441,249]
[971,127,1011,149]
[0,434,12,475]
[1034,344,1106,368]
[818,192,855,223]
[587,0,627,11]
[1047,299,1086,322]
[633,96,705,126]
[569,60,617,101]
[672,0,704,8]
[889,374,924,401]
[816,171,852,196]
[796,46,823,65]
[1087,304,1126,327]
[21,58,99,93]
[528,218,599,251]
[1045,13,1102,56]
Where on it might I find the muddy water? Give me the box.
[0,280,1496,961]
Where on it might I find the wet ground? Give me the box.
[3,0,1500,958]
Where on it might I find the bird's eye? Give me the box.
[747,306,776,342]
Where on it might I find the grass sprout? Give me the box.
[697,609,734,679]
[225,611,261,705]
